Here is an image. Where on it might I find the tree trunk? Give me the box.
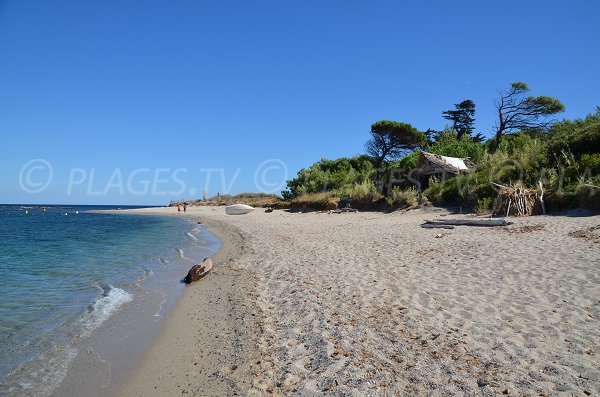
[495,129,502,148]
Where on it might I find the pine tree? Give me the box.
[442,100,476,139]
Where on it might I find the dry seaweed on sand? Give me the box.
[568,225,600,242]
[506,224,545,234]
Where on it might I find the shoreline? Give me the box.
[47,210,225,397]
[113,208,259,396]
[95,206,598,395]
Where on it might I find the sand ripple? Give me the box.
[207,210,600,396]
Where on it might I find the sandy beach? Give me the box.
[114,206,600,396]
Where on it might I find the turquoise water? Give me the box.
[0,205,218,396]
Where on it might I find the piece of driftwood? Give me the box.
[328,208,358,214]
[423,218,508,227]
[538,181,546,215]
[184,258,213,284]
[420,223,455,229]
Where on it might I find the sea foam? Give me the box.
[2,344,77,397]
[185,231,200,241]
[78,286,132,338]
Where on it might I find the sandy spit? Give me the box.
[115,206,600,397]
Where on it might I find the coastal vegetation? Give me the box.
[191,192,287,209]
[282,82,599,212]
[178,82,598,213]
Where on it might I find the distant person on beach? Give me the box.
[183,203,187,213]
[177,204,181,213]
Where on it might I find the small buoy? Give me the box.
[64,213,68,216]
[25,210,28,215]
[75,211,79,214]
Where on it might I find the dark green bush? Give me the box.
[548,109,600,159]
[578,153,600,175]
[428,131,485,164]
[440,178,466,203]
[282,155,375,199]
[544,191,579,211]
[577,186,600,211]
[476,197,495,214]
[474,182,497,201]
[423,178,443,203]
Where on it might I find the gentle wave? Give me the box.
[78,286,133,338]
[158,257,169,266]
[0,206,219,396]
[132,267,155,287]
[1,344,77,397]
[154,295,167,318]
[185,231,199,241]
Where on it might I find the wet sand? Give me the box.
[115,206,600,396]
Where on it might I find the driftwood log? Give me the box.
[184,258,213,284]
[422,218,509,228]
[421,223,455,229]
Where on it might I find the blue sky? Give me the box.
[1,0,599,205]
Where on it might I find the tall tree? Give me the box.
[442,99,476,139]
[365,120,427,168]
[423,128,439,145]
[494,82,565,148]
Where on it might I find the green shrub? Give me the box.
[428,135,486,164]
[440,178,465,203]
[576,185,600,210]
[386,187,418,208]
[473,182,497,201]
[481,133,548,186]
[384,153,420,191]
[545,191,579,211]
[578,153,600,175]
[290,192,338,211]
[422,170,499,207]
[423,178,443,203]
[391,151,419,172]
[476,197,495,215]
[345,179,382,205]
[548,108,600,159]
[282,155,375,199]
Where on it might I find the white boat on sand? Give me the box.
[225,204,255,215]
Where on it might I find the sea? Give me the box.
[0,204,220,397]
